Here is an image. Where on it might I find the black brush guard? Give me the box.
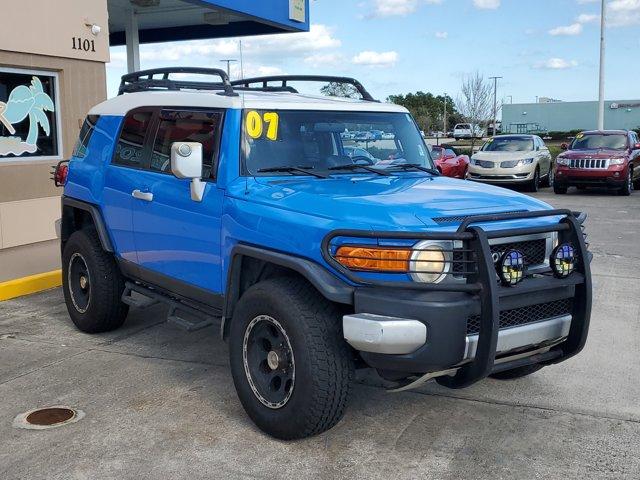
[321,209,592,388]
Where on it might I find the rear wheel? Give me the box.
[229,277,354,440]
[62,229,128,333]
[490,364,544,380]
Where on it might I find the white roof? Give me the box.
[89,90,409,116]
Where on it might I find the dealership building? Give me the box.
[0,0,308,299]
[502,99,640,134]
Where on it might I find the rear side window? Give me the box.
[73,115,99,158]
[150,110,223,178]
[113,110,154,168]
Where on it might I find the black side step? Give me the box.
[122,282,221,332]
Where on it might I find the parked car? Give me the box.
[468,134,553,191]
[53,68,592,441]
[343,146,376,164]
[430,145,469,179]
[554,130,640,196]
[453,123,484,140]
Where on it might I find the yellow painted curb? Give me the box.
[0,270,62,301]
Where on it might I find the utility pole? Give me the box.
[220,59,237,78]
[443,93,447,135]
[597,0,606,130]
[489,76,502,137]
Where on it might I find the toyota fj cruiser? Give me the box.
[54,68,592,440]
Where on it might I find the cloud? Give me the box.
[548,23,584,35]
[473,0,500,9]
[534,58,579,69]
[352,50,399,67]
[303,53,346,68]
[576,13,599,23]
[365,0,442,18]
[435,31,449,39]
[608,0,640,26]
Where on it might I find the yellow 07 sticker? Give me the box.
[246,111,279,141]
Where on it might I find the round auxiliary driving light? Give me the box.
[499,249,525,286]
[551,243,575,278]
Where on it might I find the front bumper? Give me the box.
[323,210,592,388]
[468,163,536,184]
[555,165,628,188]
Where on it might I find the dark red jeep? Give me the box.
[554,130,640,196]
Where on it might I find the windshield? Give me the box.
[242,110,434,175]
[482,136,533,152]
[570,133,628,150]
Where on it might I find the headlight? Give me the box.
[550,243,575,278]
[609,158,625,165]
[556,157,570,166]
[469,158,477,165]
[410,240,452,283]
[499,249,525,286]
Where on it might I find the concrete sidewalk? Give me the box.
[1,189,639,480]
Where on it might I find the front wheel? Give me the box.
[554,184,568,194]
[618,168,633,196]
[526,168,540,192]
[229,277,354,440]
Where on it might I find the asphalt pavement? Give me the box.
[1,187,638,480]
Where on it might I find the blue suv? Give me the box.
[55,68,592,440]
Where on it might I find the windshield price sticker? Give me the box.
[246,111,279,141]
[575,133,584,139]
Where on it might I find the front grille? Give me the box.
[569,158,610,169]
[466,298,573,335]
[475,160,494,168]
[490,238,546,266]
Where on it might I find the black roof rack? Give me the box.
[118,67,237,96]
[230,75,377,102]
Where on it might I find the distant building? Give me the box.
[537,97,562,104]
[502,99,640,133]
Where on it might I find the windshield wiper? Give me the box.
[386,163,440,175]
[328,164,391,176]
[257,166,328,179]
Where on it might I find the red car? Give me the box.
[430,145,469,179]
[554,130,640,196]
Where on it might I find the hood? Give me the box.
[245,174,552,230]
[561,148,627,159]
[472,151,536,161]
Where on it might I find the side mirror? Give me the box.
[171,142,205,202]
[634,142,640,150]
[560,143,569,150]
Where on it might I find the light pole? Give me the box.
[443,93,447,135]
[220,59,237,78]
[597,0,606,130]
[489,76,502,137]
[507,95,513,104]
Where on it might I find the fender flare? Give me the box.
[61,196,114,252]
[221,244,354,338]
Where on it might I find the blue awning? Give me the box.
[108,0,309,46]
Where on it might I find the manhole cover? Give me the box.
[13,406,85,430]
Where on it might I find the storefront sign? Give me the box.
[0,68,61,161]
[289,0,306,23]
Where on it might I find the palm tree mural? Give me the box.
[0,76,55,156]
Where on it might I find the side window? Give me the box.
[113,110,154,168]
[73,115,99,158]
[150,110,223,179]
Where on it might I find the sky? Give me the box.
[107,0,640,104]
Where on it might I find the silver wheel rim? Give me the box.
[68,252,91,314]
[242,315,295,409]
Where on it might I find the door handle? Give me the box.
[132,189,153,202]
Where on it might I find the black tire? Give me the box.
[576,186,587,191]
[540,167,552,188]
[490,364,544,380]
[554,184,568,194]
[618,168,633,196]
[526,168,540,192]
[229,277,354,440]
[62,228,128,333]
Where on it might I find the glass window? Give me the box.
[0,68,60,161]
[73,115,99,158]
[242,110,433,176]
[113,110,153,168]
[444,148,456,157]
[570,133,628,150]
[482,136,534,152]
[150,110,223,178]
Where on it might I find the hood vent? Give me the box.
[432,210,527,225]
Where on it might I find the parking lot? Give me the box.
[1,188,639,480]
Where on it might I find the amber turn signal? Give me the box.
[335,246,411,272]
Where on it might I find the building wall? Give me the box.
[502,100,640,133]
[0,0,109,284]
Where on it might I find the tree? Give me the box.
[387,91,462,134]
[320,82,360,99]
[455,72,493,151]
